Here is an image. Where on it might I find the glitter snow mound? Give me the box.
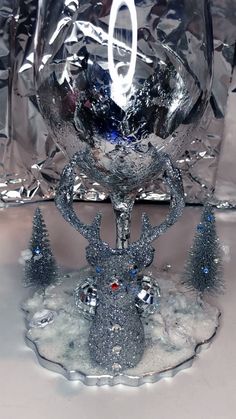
[22,268,220,386]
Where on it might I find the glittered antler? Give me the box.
[137,155,185,245]
[56,153,185,253]
[55,154,102,243]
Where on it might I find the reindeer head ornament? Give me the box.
[55,153,184,371]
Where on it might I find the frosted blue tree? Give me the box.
[183,204,223,295]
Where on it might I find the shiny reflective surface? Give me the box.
[1,1,235,204]
[37,0,213,195]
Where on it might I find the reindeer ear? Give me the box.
[85,242,112,268]
[86,245,101,267]
[128,244,154,270]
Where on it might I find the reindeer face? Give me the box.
[91,245,155,306]
[94,254,140,305]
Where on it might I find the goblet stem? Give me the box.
[110,192,136,249]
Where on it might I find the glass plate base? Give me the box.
[22,267,220,386]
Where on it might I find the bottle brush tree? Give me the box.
[24,208,58,289]
[183,203,223,296]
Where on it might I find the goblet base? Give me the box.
[22,267,220,386]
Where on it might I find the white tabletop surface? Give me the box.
[0,202,235,419]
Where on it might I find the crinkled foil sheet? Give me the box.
[0,0,235,205]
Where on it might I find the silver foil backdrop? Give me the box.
[0,0,235,205]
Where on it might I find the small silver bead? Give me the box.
[112,363,122,372]
[112,345,122,355]
[111,324,122,332]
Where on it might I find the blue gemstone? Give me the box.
[130,269,138,278]
[96,266,102,274]
[202,267,209,274]
[34,246,41,255]
[110,130,119,140]
[207,215,214,222]
[197,224,205,233]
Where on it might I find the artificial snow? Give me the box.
[22,268,220,385]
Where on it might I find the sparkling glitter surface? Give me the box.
[22,268,220,386]
[55,154,185,369]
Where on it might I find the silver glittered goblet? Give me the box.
[37,0,213,249]
[36,0,213,371]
